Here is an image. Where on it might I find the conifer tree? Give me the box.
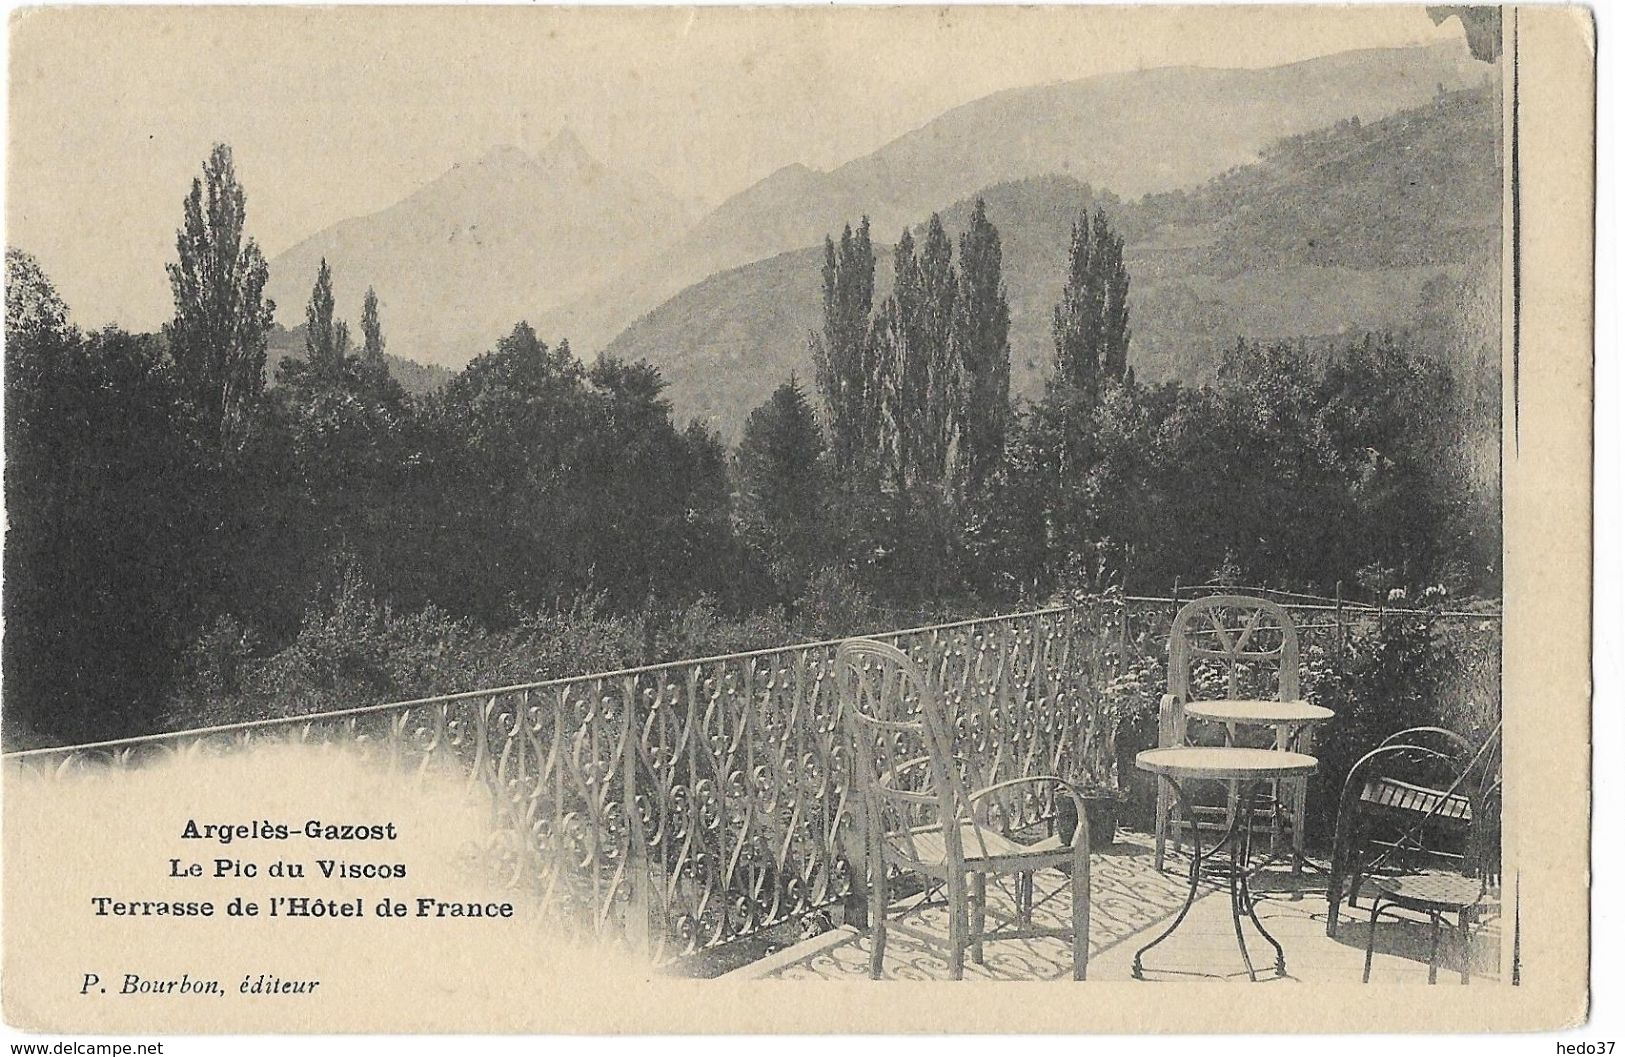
[737,374,827,584]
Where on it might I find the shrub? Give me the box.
[790,566,876,641]
[1304,589,1501,835]
[654,595,790,662]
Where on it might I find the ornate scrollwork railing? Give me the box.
[3,596,1499,967]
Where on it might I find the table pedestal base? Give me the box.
[1134,777,1286,981]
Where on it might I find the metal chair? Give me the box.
[835,637,1092,980]
[1153,594,1306,871]
[1327,723,1501,945]
[1350,750,1501,983]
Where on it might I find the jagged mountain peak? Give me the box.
[456,133,605,184]
[539,128,594,166]
[266,130,693,364]
[268,43,1490,375]
[470,143,534,168]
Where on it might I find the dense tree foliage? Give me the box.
[1004,332,1491,598]
[5,317,209,744]
[5,249,69,339]
[2,146,1500,749]
[803,204,1494,608]
[411,325,735,620]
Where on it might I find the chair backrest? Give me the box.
[1167,594,1301,703]
[1374,723,1503,812]
[1335,723,1503,884]
[834,638,990,870]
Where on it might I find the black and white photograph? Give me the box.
[0,2,1595,1037]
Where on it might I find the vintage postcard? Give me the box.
[1,3,1594,1036]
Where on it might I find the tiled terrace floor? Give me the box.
[737,833,1505,983]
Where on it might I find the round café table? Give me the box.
[1183,699,1335,750]
[1184,699,1335,870]
[1133,746,1319,981]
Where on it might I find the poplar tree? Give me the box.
[303,258,346,374]
[953,199,1011,492]
[915,214,959,487]
[870,216,960,493]
[883,228,923,489]
[1052,207,1130,400]
[1097,214,1132,382]
[810,218,875,475]
[1035,207,1133,584]
[164,144,275,452]
[361,287,385,366]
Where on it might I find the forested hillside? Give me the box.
[607,88,1499,441]
[553,43,1485,355]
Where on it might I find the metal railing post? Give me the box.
[621,676,650,958]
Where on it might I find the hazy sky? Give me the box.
[7,5,1469,332]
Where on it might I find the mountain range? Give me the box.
[605,87,1500,440]
[547,41,1488,354]
[265,42,1488,371]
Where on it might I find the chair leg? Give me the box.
[1362,898,1383,983]
[1018,872,1033,927]
[949,871,968,975]
[868,862,889,980]
[1268,779,1283,860]
[1326,860,1345,938]
[1072,856,1091,981]
[970,873,986,966]
[1458,911,1473,984]
[1427,912,1441,985]
[946,871,969,980]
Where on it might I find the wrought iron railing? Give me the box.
[2,595,1500,967]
